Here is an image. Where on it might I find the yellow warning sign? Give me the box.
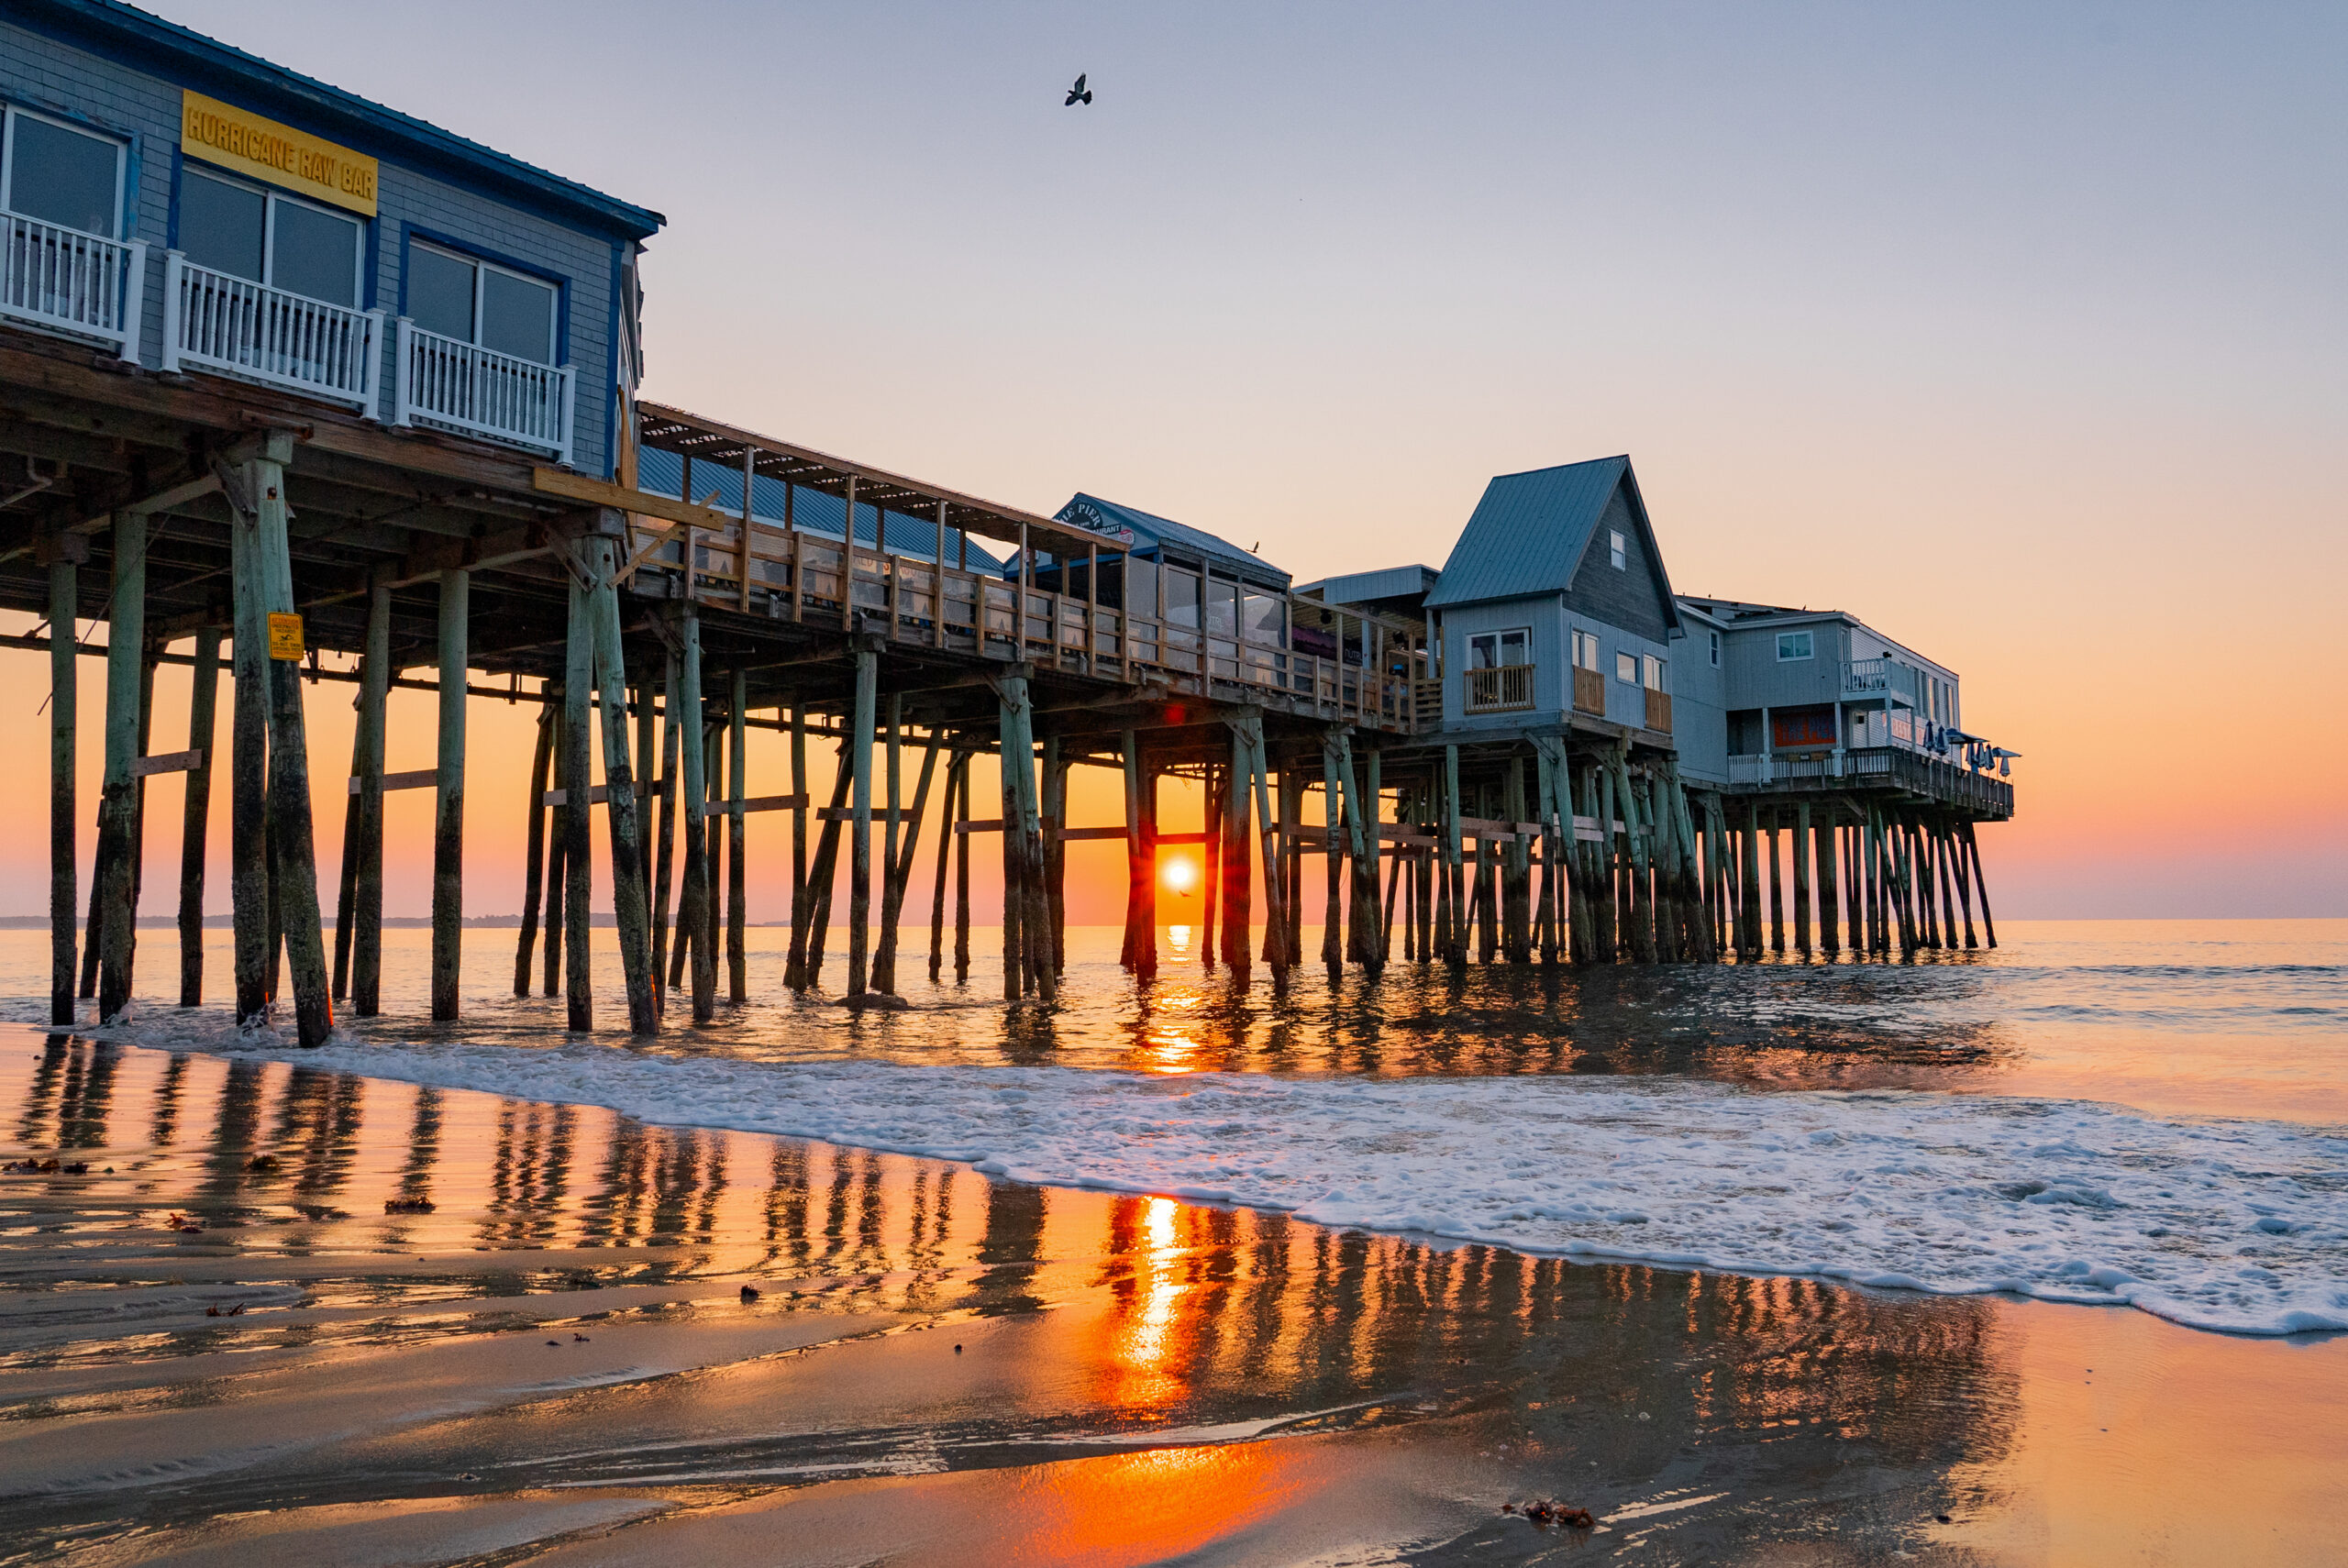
[268,613,305,661]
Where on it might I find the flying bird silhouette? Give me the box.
[1065,73,1092,106]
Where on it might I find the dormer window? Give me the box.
[1609,529,1626,569]
[1777,630,1814,661]
[2,105,124,237]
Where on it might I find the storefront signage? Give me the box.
[181,91,377,215]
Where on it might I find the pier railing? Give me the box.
[626,508,1432,732]
[161,251,382,409]
[1464,664,1535,713]
[0,209,144,362]
[1727,745,2012,814]
[392,319,574,463]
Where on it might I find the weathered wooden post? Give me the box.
[1043,734,1068,976]
[1765,809,1786,955]
[651,657,681,1007]
[953,752,972,982]
[46,543,80,1024]
[1816,808,1840,955]
[559,569,596,1026]
[847,638,878,1000]
[1336,733,1376,971]
[1120,728,1145,971]
[1244,719,1291,977]
[544,698,567,996]
[430,568,469,1021]
[584,531,657,1032]
[930,748,960,984]
[1321,737,1345,971]
[1198,763,1220,972]
[1793,801,1813,955]
[1442,745,1465,964]
[727,667,748,1003]
[1935,821,1960,951]
[331,714,362,1002]
[515,704,554,997]
[798,751,851,988]
[678,605,715,1021]
[1962,822,1997,948]
[783,698,809,989]
[92,509,147,1022]
[1949,822,1978,949]
[170,624,220,1007]
[351,581,389,1015]
[246,437,332,1044]
[1738,802,1764,958]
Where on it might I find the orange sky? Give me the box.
[2,1,2342,920]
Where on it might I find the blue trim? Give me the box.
[604,242,624,480]
[0,92,144,240]
[398,224,570,364]
[163,142,182,249]
[10,0,664,241]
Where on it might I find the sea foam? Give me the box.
[60,1014,2348,1337]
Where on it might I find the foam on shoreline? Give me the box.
[39,1013,2348,1337]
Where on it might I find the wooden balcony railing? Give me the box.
[1573,666,1605,715]
[1465,663,1534,712]
[1645,688,1672,733]
[627,507,1433,733]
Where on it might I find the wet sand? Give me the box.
[6,1030,2346,1565]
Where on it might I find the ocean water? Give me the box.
[5,919,2344,1337]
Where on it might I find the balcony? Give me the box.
[1465,663,1534,713]
[1843,657,1919,701]
[1572,665,1605,715]
[0,209,144,360]
[161,251,382,409]
[1644,687,1672,733]
[393,319,575,464]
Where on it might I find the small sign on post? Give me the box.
[267,613,305,661]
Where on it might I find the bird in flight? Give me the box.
[1065,73,1092,106]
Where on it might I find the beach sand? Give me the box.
[6,1029,2345,1565]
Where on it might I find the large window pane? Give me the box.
[407,244,474,341]
[1164,569,1200,629]
[1203,576,1235,636]
[1242,591,1283,645]
[481,267,554,363]
[8,114,118,237]
[270,199,358,306]
[178,170,264,282]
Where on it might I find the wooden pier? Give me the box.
[3,337,2012,1045]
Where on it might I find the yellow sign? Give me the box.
[181,91,377,216]
[267,613,305,661]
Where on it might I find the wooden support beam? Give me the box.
[589,534,658,1033]
[177,627,220,1007]
[678,608,714,1021]
[48,557,76,1025]
[847,641,877,999]
[250,439,333,1045]
[726,666,748,1005]
[94,507,145,1022]
[432,569,469,1021]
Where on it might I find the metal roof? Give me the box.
[636,447,1005,570]
[23,0,666,239]
[1049,494,1291,590]
[1300,564,1440,607]
[1423,458,1633,609]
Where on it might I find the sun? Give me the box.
[1162,855,1198,894]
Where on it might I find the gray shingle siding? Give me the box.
[1,17,620,474]
[1564,488,1671,644]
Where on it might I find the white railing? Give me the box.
[1844,657,1918,700]
[392,318,574,465]
[161,250,382,409]
[0,209,144,361]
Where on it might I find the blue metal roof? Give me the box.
[20,0,665,240]
[1301,564,1440,607]
[1048,493,1290,590]
[637,447,1005,570]
[1423,458,1630,609]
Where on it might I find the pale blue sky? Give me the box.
[137,3,2348,911]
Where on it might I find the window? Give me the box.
[1615,651,1638,684]
[1643,655,1667,691]
[408,239,559,364]
[1571,629,1601,670]
[1708,630,1720,667]
[2,105,125,237]
[1242,590,1285,645]
[1776,629,1814,661]
[1609,529,1626,569]
[181,165,362,307]
[1162,568,1201,629]
[1469,628,1530,668]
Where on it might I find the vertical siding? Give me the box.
[0,18,615,474]
[1563,488,1672,643]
